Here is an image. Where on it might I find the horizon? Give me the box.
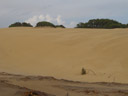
[0,0,128,28]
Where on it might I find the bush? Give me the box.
[76,19,128,29]
[9,22,22,27]
[9,22,33,27]
[22,22,33,27]
[56,25,65,28]
[36,21,55,28]
[81,68,86,75]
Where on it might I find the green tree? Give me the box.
[76,19,127,29]
[9,22,22,27]
[36,21,55,28]
[22,22,33,27]
[9,22,33,27]
[56,25,65,28]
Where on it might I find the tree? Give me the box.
[9,22,22,27]
[9,22,33,27]
[76,23,86,28]
[56,25,65,28]
[36,21,55,28]
[22,22,33,27]
[76,19,127,29]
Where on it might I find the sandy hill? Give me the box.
[0,27,128,83]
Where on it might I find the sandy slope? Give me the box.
[0,27,128,83]
[0,84,54,96]
[0,79,53,96]
[0,81,27,96]
[0,72,128,96]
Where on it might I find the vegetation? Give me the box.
[22,22,33,27]
[36,21,55,28]
[9,19,128,29]
[76,19,128,29]
[56,25,65,28]
[9,22,33,27]
[81,68,86,75]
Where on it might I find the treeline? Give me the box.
[35,21,65,28]
[76,19,128,29]
[9,19,128,29]
[9,22,33,27]
[9,21,65,28]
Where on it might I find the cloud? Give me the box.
[38,15,45,20]
[56,15,65,25]
[25,15,45,25]
[1,0,128,28]
[25,16,38,25]
[69,22,77,28]
[25,14,65,26]
[45,15,53,22]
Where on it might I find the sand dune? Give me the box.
[0,27,128,83]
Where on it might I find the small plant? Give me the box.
[81,68,86,75]
[66,92,69,96]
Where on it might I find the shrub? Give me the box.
[9,22,22,27]
[81,68,86,75]
[56,25,65,28]
[22,22,33,27]
[76,19,128,29]
[9,22,33,27]
[36,21,55,28]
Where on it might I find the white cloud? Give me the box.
[39,15,45,20]
[45,15,53,22]
[68,21,77,28]
[25,15,46,25]
[56,15,65,25]
[25,16,38,25]
[25,14,65,26]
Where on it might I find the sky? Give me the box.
[0,0,128,28]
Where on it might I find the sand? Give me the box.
[0,72,128,96]
[0,27,128,83]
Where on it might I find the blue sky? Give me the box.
[0,0,128,28]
